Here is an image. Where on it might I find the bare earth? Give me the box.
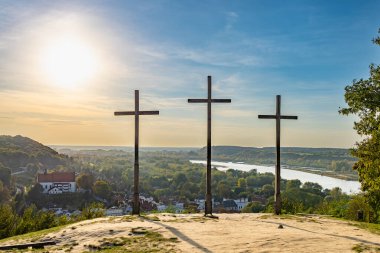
[1,213,380,252]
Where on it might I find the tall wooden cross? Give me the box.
[114,90,159,215]
[188,76,231,216]
[258,95,297,215]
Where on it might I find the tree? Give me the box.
[0,163,11,186]
[26,183,44,207]
[302,182,323,196]
[92,180,111,200]
[286,179,301,191]
[80,202,105,219]
[261,184,274,198]
[241,201,265,213]
[237,178,247,188]
[76,173,95,190]
[339,29,380,222]
[0,204,17,239]
[0,181,11,204]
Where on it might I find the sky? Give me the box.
[0,0,379,148]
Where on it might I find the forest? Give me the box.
[0,135,374,240]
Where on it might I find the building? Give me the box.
[220,198,249,212]
[223,199,238,211]
[234,198,249,211]
[194,198,215,211]
[37,172,76,194]
[106,206,124,216]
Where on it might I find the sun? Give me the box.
[40,37,99,88]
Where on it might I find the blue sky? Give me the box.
[0,0,379,147]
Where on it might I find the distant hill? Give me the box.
[198,146,357,170]
[0,135,69,172]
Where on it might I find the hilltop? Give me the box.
[0,213,379,253]
[0,135,69,172]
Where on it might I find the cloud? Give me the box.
[225,11,239,31]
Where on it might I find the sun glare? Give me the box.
[40,37,99,88]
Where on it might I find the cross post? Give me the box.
[114,90,159,215]
[188,76,231,216]
[258,95,297,215]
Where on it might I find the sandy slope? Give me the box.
[1,213,380,252]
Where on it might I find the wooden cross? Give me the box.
[188,76,231,216]
[258,95,297,215]
[114,90,159,215]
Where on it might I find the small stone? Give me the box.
[278,224,284,229]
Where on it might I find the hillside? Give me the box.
[0,135,69,172]
[0,213,379,252]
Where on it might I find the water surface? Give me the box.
[190,160,361,194]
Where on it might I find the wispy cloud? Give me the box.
[225,11,239,31]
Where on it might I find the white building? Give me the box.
[234,198,249,210]
[195,198,215,211]
[37,172,76,194]
[106,207,124,216]
[175,202,184,213]
[157,204,167,212]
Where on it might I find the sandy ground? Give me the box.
[1,213,380,252]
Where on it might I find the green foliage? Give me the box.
[80,202,105,219]
[0,163,11,186]
[260,184,274,198]
[317,187,350,217]
[26,183,44,206]
[339,29,380,222]
[0,181,11,204]
[302,182,323,195]
[0,204,17,238]
[241,201,265,213]
[0,203,64,239]
[15,204,57,235]
[345,194,372,222]
[77,173,95,190]
[0,135,69,170]
[93,180,112,199]
[286,179,302,191]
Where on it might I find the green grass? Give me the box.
[352,243,380,253]
[83,228,179,253]
[352,243,370,253]
[351,222,380,236]
[141,215,161,222]
[0,224,67,244]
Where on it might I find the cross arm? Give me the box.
[139,111,159,115]
[188,99,208,103]
[114,111,134,116]
[280,115,298,120]
[188,99,232,103]
[211,99,232,103]
[114,111,159,116]
[258,115,276,119]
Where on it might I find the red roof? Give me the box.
[37,172,75,183]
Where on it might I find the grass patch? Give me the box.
[84,228,179,252]
[120,215,137,222]
[351,222,380,236]
[0,224,67,244]
[352,243,371,253]
[322,215,380,236]
[142,215,161,222]
[258,214,273,219]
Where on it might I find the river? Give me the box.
[190,160,361,194]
